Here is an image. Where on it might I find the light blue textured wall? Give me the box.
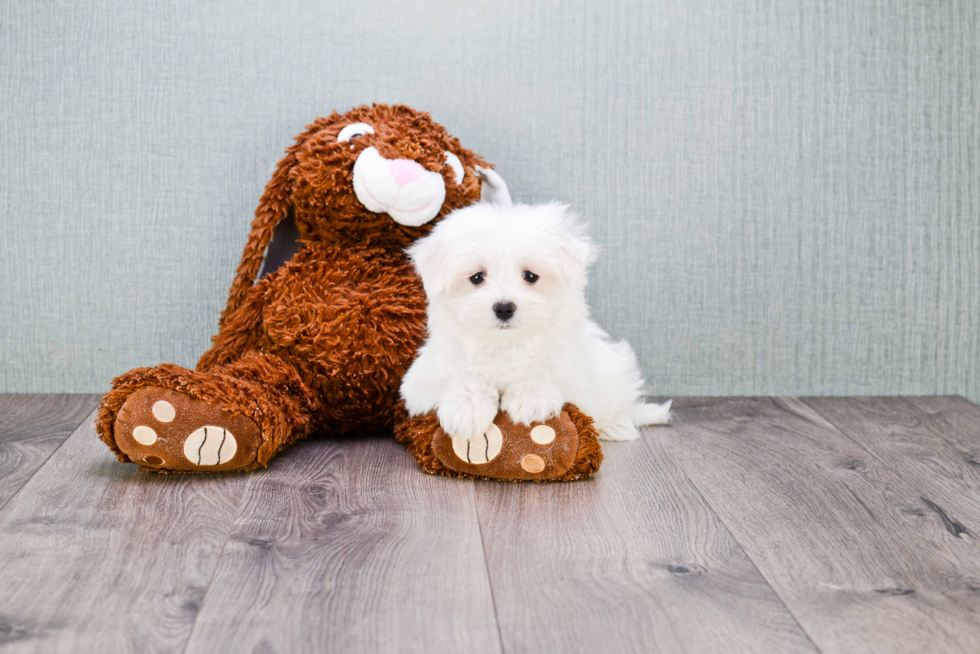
[1,0,978,400]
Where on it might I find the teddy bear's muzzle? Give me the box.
[352,146,446,227]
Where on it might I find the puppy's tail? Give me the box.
[632,399,672,426]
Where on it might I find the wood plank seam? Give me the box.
[472,413,821,653]
[472,482,507,654]
[0,403,100,515]
[660,397,980,652]
[0,403,255,652]
[177,473,259,654]
[177,438,503,653]
[652,426,828,654]
[801,396,977,538]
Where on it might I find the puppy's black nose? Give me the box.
[493,302,516,321]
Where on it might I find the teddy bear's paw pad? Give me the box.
[450,424,503,464]
[432,411,580,480]
[183,426,238,466]
[529,425,556,444]
[113,387,260,472]
[521,453,546,473]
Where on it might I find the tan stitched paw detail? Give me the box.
[530,425,556,445]
[521,454,546,473]
[183,426,237,466]
[152,400,176,422]
[132,425,158,445]
[451,423,503,464]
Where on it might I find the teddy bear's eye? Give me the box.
[338,122,375,143]
[469,272,485,285]
[445,152,465,185]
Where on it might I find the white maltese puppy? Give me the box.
[400,202,671,451]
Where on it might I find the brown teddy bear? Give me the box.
[96,104,602,480]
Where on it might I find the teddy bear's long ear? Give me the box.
[217,119,327,330]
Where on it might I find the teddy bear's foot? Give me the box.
[396,403,603,482]
[113,387,262,472]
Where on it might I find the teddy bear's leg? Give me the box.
[97,350,318,473]
[394,403,603,481]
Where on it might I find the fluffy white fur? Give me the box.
[400,202,671,451]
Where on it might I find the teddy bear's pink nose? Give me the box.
[389,159,425,187]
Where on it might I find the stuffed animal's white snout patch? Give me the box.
[353,147,446,226]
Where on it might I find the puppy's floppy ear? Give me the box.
[407,229,451,296]
[218,116,332,330]
[547,203,597,283]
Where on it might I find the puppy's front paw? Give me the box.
[448,426,504,465]
[437,391,498,444]
[439,396,502,464]
[501,381,564,426]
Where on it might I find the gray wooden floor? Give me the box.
[2,396,980,653]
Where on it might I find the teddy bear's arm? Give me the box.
[197,286,267,371]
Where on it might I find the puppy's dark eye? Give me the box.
[522,271,539,284]
[469,272,485,285]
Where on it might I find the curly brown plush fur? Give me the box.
[96,104,603,478]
